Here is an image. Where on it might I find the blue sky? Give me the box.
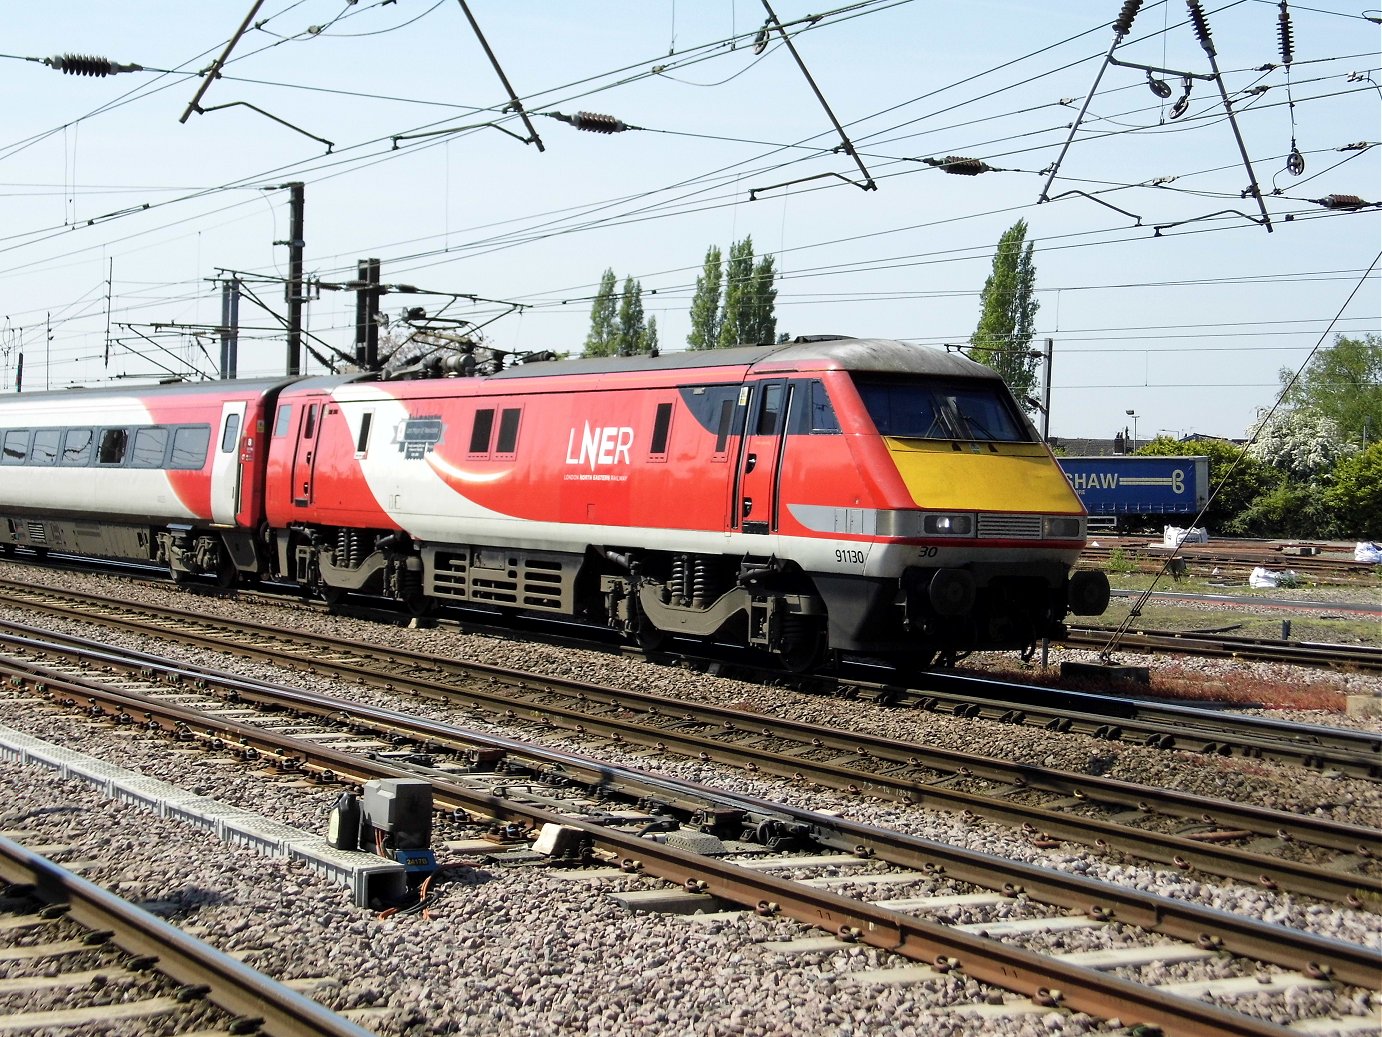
[1,1,1377,441]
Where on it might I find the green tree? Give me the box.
[969,219,1040,407]
[1280,333,1382,450]
[583,268,618,357]
[641,315,660,356]
[1324,442,1382,538]
[717,237,757,349]
[615,277,648,357]
[745,252,778,345]
[686,245,723,351]
[1136,435,1275,532]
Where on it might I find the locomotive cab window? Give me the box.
[755,383,784,436]
[807,381,840,434]
[855,378,1030,443]
[1,429,29,464]
[61,428,93,466]
[98,428,129,465]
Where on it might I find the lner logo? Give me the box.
[565,422,634,470]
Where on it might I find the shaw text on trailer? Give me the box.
[0,337,1109,671]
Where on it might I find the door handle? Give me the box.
[744,452,757,473]
[305,451,312,464]
[742,497,753,517]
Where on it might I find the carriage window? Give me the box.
[274,405,292,437]
[98,428,129,465]
[1,430,28,464]
[61,428,93,466]
[131,427,170,468]
[650,403,673,456]
[171,425,211,469]
[31,429,60,465]
[221,414,241,453]
[469,409,495,454]
[495,408,521,456]
[356,411,374,455]
[713,399,735,455]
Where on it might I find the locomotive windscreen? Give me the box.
[854,378,1031,443]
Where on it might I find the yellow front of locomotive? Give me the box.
[845,361,1109,656]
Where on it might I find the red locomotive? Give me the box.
[0,337,1108,669]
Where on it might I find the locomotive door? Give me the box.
[291,398,325,507]
[211,401,246,525]
[734,379,790,535]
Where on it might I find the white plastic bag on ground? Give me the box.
[1249,567,1299,589]
[1355,542,1382,564]
[1163,525,1208,547]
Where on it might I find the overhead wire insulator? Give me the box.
[1112,0,1144,38]
[923,156,994,176]
[43,54,143,77]
[551,111,629,134]
[1277,2,1294,67]
[1185,0,1216,57]
[1313,194,1370,209]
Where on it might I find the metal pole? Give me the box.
[1041,337,1053,442]
[284,183,305,375]
[219,278,240,379]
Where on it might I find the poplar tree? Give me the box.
[583,268,619,357]
[616,277,650,356]
[716,237,756,349]
[686,246,723,350]
[969,219,1040,407]
[746,252,778,344]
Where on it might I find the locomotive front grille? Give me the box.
[977,514,1042,539]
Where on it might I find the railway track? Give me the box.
[0,633,1377,1037]
[0,834,372,1036]
[1081,539,1379,582]
[2,575,1378,782]
[1066,624,1382,672]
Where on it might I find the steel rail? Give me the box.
[1,577,1374,779]
[1,653,1378,1003]
[2,618,1376,903]
[1065,626,1382,673]
[0,836,374,1037]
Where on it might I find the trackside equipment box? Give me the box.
[1058,456,1209,516]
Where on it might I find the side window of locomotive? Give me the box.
[494,408,521,459]
[61,428,93,466]
[807,381,840,434]
[30,429,60,465]
[170,425,211,469]
[131,427,170,469]
[355,411,374,457]
[97,428,129,466]
[469,409,495,456]
[648,402,673,460]
[712,399,735,460]
[1,429,29,464]
[273,405,292,438]
[755,384,783,436]
[301,405,317,440]
[220,414,241,454]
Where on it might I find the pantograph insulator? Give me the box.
[43,54,142,77]
[1313,194,1370,209]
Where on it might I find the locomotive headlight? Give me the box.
[922,513,975,536]
[1042,516,1085,539]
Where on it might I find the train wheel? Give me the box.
[778,617,825,674]
[635,614,670,655]
[401,591,432,619]
[214,555,239,590]
[321,584,348,607]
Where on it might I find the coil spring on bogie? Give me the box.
[335,529,364,569]
[669,555,687,604]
